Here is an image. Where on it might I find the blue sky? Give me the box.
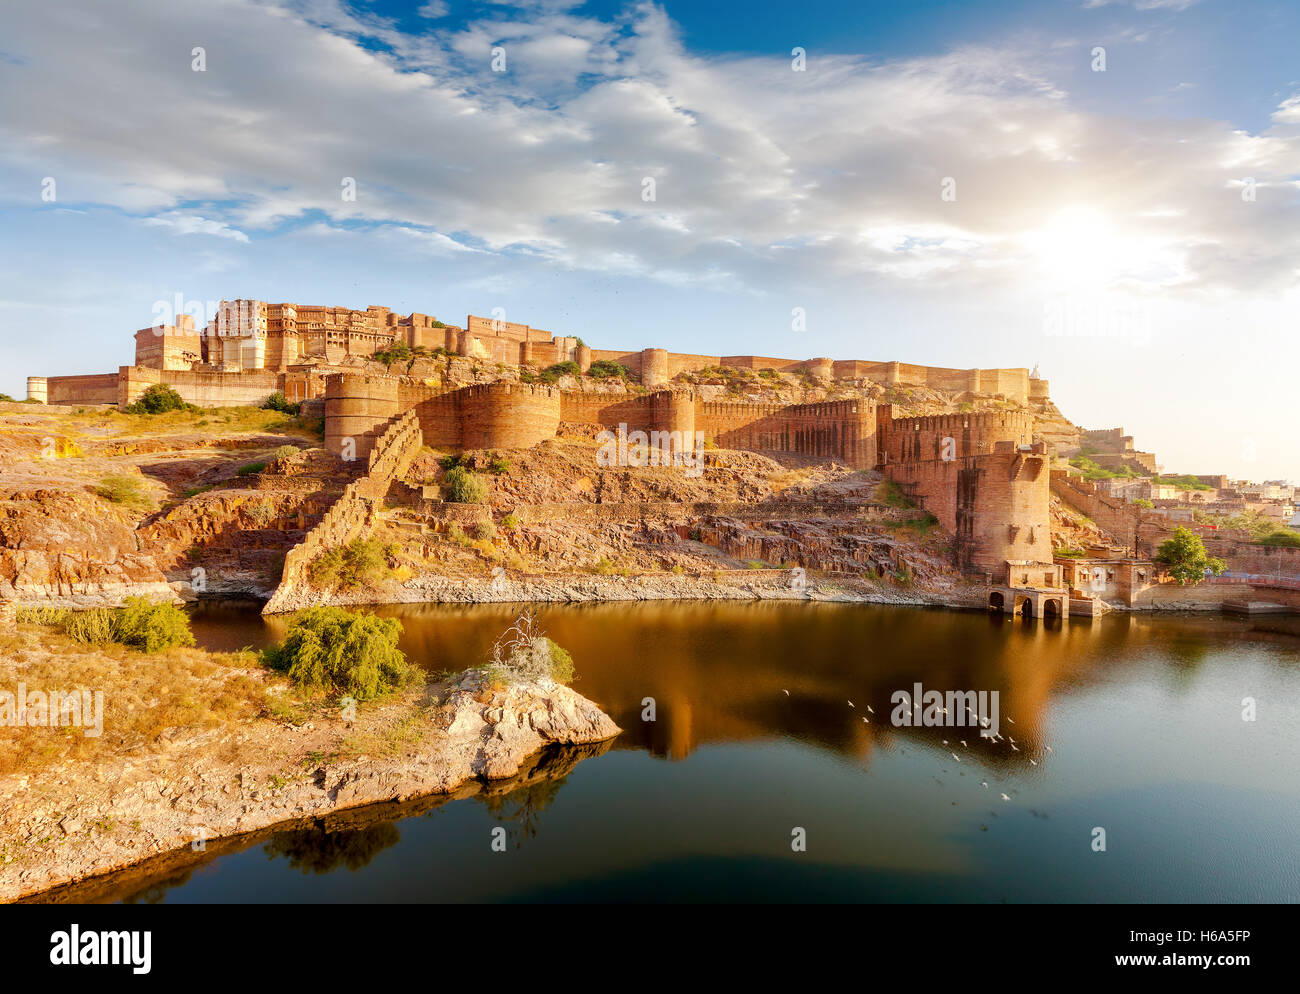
[1,0,1297,479]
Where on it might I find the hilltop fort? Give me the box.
[14,298,1298,619]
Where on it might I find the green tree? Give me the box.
[125,383,197,414]
[115,597,196,653]
[1156,526,1226,586]
[262,607,414,699]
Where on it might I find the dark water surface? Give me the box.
[69,602,1300,902]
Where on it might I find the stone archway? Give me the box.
[989,591,1005,612]
[1016,596,1034,618]
[1043,597,1062,619]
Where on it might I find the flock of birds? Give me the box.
[781,689,1052,816]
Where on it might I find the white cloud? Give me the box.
[0,0,1295,299]
[140,212,249,242]
[1273,93,1300,124]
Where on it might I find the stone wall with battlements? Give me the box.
[264,408,423,614]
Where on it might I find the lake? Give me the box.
[47,601,1300,902]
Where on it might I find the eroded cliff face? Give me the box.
[0,407,338,608]
[0,489,173,607]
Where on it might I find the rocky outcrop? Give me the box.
[0,488,174,607]
[0,671,619,902]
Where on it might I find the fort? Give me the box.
[25,297,1062,588]
[26,299,1050,408]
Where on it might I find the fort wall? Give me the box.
[30,373,119,406]
[323,374,401,459]
[120,366,282,409]
[459,383,562,450]
[876,406,1035,466]
[1049,471,1171,557]
[264,408,423,614]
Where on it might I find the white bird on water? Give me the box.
[1007,717,1015,725]
[951,753,961,763]
[1000,793,1011,801]
[862,717,870,724]
[782,689,790,696]
[848,700,855,708]
[1046,745,1053,752]
[866,705,874,714]
[981,781,988,788]
[1010,743,1019,752]
[1029,759,1037,766]
[960,740,968,749]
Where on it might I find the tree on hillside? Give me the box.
[1156,526,1226,586]
[124,383,197,414]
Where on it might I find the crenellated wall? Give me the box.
[459,382,562,450]
[697,398,876,469]
[876,405,1048,576]
[264,408,423,614]
[876,406,1035,466]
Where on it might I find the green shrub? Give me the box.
[114,598,195,653]
[236,461,267,477]
[1257,530,1300,548]
[269,444,300,462]
[474,519,496,541]
[124,384,197,415]
[489,456,511,475]
[261,607,414,699]
[261,392,301,416]
[96,473,151,507]
[501,512,519,530]
[538,360,581,384]
[547,641,575,685]
[586,359,629,380]
[0,393,14,402]
[307,537,390,590]
[63,608,119,645]
[485,612,576,686]
[1132,498,1154,508]
[447,522,470,546]
[444,466,489,503]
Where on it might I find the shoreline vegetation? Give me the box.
[0,603,619,903]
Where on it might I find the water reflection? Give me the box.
[58,599,1294,904]
[263,821,402,875]
[186,599,1284,769]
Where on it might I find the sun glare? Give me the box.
[1028,206,1128,288]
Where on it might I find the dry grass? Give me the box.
[0,622,279,778]
[769,466,818,493]
[337,711,428,760]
